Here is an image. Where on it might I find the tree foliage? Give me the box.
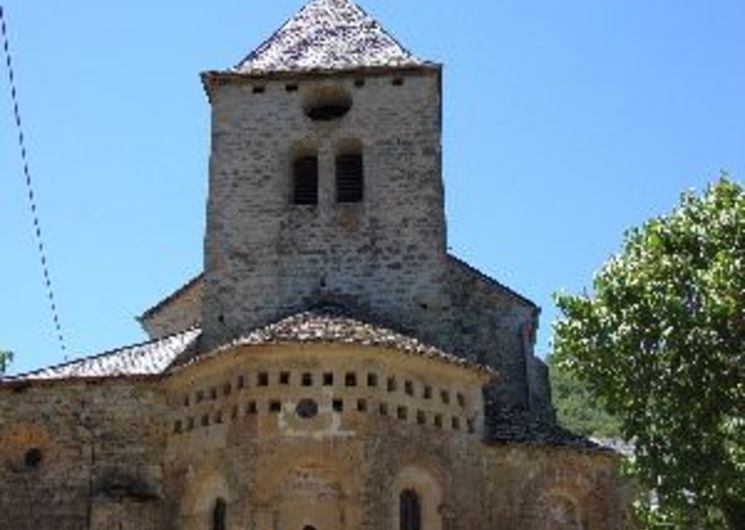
[0,349,11,374]
[553,178,744,529]
[547,353,621,439]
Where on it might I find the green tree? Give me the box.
[547,353,621,439]
[553,178,744,529]
[0,349,12,374]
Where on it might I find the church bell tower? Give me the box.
[200,0,447,347]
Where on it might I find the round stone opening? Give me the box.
[24,448,43,470]
[296,399,319,419]
[304,86,352,121]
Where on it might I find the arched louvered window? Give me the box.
[336,151,363,203]
[212,498,226,530]
[293,155,319,205]
[400,489,421,530]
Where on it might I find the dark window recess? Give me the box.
[306,103,351,121]
[323,372,334,386]
[231,405,239,420]
[280,372,291,385]
[379,403,388,416]
[210,387,218,400]
[183,395,190,407]
[467,418,475,433]
[417,410,426,425]
[25,448,43,470]
[237,375,245,389]
[400,489,421,530]
[201,414,210,427]
[357,399,367,412]
[247,401,258,415]
[258,372,269,386]
[387,377,397,392]
[223,383,232,396]
[173,420,183,434]
[302,372,313,387]
[285,84,298,92]
[397,406,408,421]
[214,410,223,424]
[332,399,344,412]
[252,85,265,94]
[336,154,363,203]
[296,399,319,419]
[269,400,282,413]
[392,77,405,87]
[434,414,443,428]
[423,386,432,399]
[404,380,414,396]
[293,156,319,205]
[367,373,378,387]
[451,417,460,430]
[213,498,227,530]
[345,372,357,387]
[187,418,195,431]
[440,390,450,404]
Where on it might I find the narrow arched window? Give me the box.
[293,155,318,205]
[336,152,363,203]
[400,489,421,530]
[212,498,226,530]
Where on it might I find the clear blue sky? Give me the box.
[1,0,743,375]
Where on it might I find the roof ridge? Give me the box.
[138,273,203,321]
[447,254,539,310]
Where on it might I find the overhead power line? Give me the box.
[1,5,68,357]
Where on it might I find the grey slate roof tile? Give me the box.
[484,405,604,450]
[178,308,495,375]
[5,329,200,382]
[4,309,491,383]
[233,0,426,74]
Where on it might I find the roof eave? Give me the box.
[200,63,442,97]
[170,339,497,382]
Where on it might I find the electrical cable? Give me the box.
[1,6,68,357]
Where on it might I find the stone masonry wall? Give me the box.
[198,67,550,412]
[482,444,631,530]
[136,254,548,413]
[0,345,627,529]
[0,379,169,530]
[441,257,539,412]
[162,342,488,530]
[140,277,203,340]
[202,68,448,353]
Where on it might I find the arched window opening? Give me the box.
[336,152,363,203]
[400,489,421,530]
[212,498,226,530]
[293,155,319,205]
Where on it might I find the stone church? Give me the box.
[0,1,628,528]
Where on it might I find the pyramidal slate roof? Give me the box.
[233,0,427,75]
